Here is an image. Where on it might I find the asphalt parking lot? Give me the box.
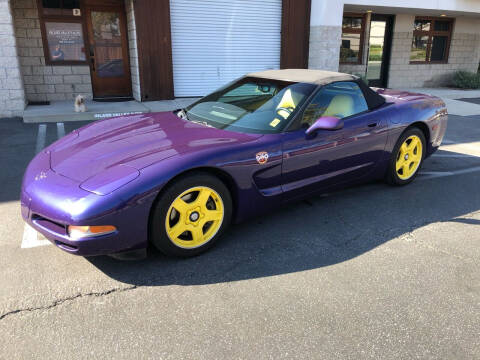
[0,114,479,359]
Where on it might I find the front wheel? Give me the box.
[386,128,426,185]
[150,173,232,257]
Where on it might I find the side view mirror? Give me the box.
[305,116,344,135]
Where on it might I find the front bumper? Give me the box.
[22,211,122,256]
[21,151,151,256]
[21,190,147,256]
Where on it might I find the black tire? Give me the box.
[150,172,232,257]
[386,127,426,186]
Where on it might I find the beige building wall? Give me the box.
[11,0,141,104]
[0,0,26,117]
[388,15,480,88]
[308,25,342,72]
[12,0,92,102]
[336,13,480,88]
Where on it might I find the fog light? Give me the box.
[68,225,116,240]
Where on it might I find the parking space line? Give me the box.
[22,123,52,249]
[431,153,478,158]
[35,124,46,154]
[419,165,480,179]
[56,122,65,139]
[21,224,51,249]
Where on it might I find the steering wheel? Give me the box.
[276,106,294,119]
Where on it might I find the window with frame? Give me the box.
[300,82,368,127]
[340,14,366,64]
[41,0,81,16]
[410,17,453,63]
[38,0,87,65]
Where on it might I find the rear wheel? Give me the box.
[386,128,425,185]
[150,173,232,257]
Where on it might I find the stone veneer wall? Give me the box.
[388,31,480,88]
[12,0,92,102]
[0,0,25,117]
[125,0,140,101]
[308,25,341,71]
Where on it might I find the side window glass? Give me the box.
[301,82,368,127]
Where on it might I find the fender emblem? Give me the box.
[256,151,269,165]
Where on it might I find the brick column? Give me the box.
[0,0,26,118]
[308,0,342,71]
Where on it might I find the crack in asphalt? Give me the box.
[0,285,138,321]
[3,210,479,321]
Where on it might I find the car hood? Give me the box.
[49,111,262,183]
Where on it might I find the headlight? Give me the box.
[68,225,117,239]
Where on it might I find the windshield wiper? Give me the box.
[176,108,214,128]
[190,119,214,128]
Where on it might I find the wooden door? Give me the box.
[134,0,174,100]
[85,5,132,99]
[280,0,311,69]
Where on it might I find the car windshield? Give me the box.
[181,77,317,134]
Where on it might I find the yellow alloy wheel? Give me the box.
[165,186,224,249]
[396,135,423,180]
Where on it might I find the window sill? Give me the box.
[409,61,449,65]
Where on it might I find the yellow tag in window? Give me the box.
[270,118,281,127]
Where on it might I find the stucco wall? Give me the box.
[0,0,25,117]
[388,15,480,88]
[12,0,92,102]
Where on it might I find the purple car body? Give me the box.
[21,88,447,256]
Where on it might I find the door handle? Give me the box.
[367,122,377,127]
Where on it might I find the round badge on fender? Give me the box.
[256,151,269,165]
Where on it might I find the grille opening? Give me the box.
[31,214,67,235]
[54,241,78,252]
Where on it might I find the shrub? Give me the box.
[452,70,480,89]
[368,54,383,61]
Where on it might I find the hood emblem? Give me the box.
[256,151,269,165]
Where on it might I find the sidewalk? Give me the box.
[401,87,480,116]
[23,98,198,123]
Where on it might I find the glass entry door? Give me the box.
[366,14,394,88]
[85,6,132,99]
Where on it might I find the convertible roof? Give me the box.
[248,68,385,110]
[247,69,357,85]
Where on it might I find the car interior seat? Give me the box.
[323,94,354,119]
[276,88,303,119]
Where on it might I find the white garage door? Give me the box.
[170,0,282,97]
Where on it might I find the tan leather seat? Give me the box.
[323,95,354,118]
[276,89,303,119]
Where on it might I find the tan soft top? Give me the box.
[247,69,357,85]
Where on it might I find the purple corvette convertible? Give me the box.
[21,69,447,258]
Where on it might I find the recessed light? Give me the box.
[441,14,447,16]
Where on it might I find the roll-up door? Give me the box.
[170,0,282,97]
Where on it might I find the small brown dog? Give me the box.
[74,94,86,113]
